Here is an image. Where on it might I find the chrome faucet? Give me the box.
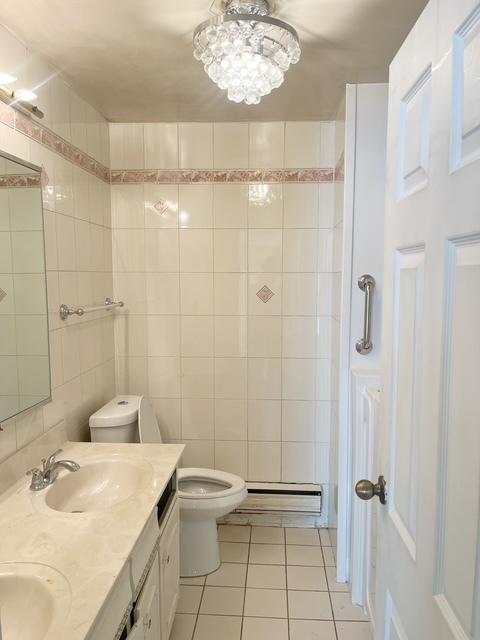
[27,449,80,491]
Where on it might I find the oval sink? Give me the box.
[0,563,70,640]
[44,458,152,513]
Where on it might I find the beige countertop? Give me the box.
[0,441,184,640]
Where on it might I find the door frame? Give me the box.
[336,84,388,585]
[336,83,358,583]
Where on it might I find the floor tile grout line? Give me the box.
[190,613,339,619]
[200,583,340,593]
[322,550,339,640]
[191,579,207,640]
[176,526,368,640]
[239,525,252,638]
[284,527,291,640]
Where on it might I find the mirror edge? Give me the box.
[0,148,52,428]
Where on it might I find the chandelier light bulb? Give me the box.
[193,0,300,106]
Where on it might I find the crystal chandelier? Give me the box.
[193,0,301,105]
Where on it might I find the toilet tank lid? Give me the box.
[89,396,141,428]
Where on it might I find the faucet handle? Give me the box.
[43,449,63,472]
[26,467,47,491]
[26,467,42,478]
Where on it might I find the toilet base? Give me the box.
[180,518,220,577]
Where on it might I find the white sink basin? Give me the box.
[0,563,70,640]
[44,457,152,513]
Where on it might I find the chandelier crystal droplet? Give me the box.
[193,0,301,105]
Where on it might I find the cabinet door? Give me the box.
[159,500,180,639]
[134,552,161,640]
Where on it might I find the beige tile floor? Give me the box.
[170,525,371,640]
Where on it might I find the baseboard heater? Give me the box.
[235,482,322,515]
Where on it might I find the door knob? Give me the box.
[355,475,386,504]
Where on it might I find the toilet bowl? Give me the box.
[177,468,247,576]
[89,395,247,576]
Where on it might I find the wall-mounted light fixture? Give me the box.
[0,72,44,119]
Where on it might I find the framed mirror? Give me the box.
[0,150,50,424]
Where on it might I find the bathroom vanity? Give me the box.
[89,471,180,640]
[0,440,184,640]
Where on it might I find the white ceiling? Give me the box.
[0,0,428,122]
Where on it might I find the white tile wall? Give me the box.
[249,122,285,168]
[0,25,114,462]
[214,123,249,169]
[109,121,338,171]
[112,120,339,489]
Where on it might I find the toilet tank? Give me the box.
[89,395,141,443]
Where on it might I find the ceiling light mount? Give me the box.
[225,0,270,16]
[194,0,300,105]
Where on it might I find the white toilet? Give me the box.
[89,395,247,576]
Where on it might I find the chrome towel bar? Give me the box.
[59,297,124,321]
[355,274,375,355]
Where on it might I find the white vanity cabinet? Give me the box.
[129,499,179,640]
[129,552,161,639]
[87,473,180,640]
[158,500,180,639]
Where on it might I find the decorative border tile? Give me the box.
[334,152,344,182]
[0,96,345,186]
[110,168,335,184]
[0,173,41,188]
[0,96,110,183]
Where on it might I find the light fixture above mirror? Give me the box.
[0,70,44,119]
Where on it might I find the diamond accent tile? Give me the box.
[153,199,169,215]
[256,285,275,303]
[0,288,6,303]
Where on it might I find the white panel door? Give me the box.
[372,0,480,638]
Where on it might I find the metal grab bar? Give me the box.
[355,274,375,355]
[59,297,124,321]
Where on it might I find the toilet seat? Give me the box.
[177,468,246,500]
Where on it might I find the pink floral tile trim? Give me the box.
[335,152,344,182]
[0,96,344,186]
[0,96,109,183]
[0,173,41,188]
[111,168,334,184]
